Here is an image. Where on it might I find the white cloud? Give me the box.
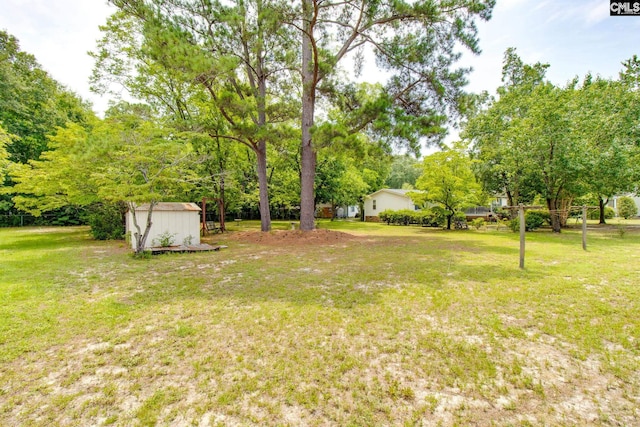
[581,0,609,25]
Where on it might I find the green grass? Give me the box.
[1,223,639,425]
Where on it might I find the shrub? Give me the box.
[526,211,547,229]
[85,202,125,240]
[471,218,485,230]
[617,196,638,219]
[587,207,615,220]
[415,210,439,227]
[430,206,448,228]
[379,209,439,226]
[509,210,546,232]
[153,231,176,247]
[392,209,415,226]
[379,210,393,225]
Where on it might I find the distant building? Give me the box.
[363,189,420,222]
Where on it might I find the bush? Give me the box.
[415,210,439,227]
[153,230,176,247]
[509,210,546,232]
[587,207,615,220]
[430,206,448,228]
[378,210,392,225]
[617,196,638,219]
[378,209,439,226]
[527,210,548,228]
[85,202,125,240]
[471,218,485,230]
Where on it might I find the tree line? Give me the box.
[2,1,639,239]
[463,48,640,232]
[1,0,495,236]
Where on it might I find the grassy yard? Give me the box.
[0,221,639,426]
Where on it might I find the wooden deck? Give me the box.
[150,243,227,255]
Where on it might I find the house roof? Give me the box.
[132,202,201,212]
[365,188,421,199]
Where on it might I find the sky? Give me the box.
[1,0,639,119]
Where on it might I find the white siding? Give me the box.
[364,191,416,218]
[127,205,201,250]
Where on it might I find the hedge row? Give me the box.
[377,209,465,227]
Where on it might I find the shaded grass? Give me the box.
[0,224,639,425]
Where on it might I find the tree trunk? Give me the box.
[299,0,316,231]
[599,197,606,225]
[217,197,225,232]
[547,198,562,233]
[446,213,453,230]
[506,188,516,219]
[217,136,226,232]
[255,141,272,232]
[130,201,156,255]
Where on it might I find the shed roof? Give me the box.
[132,202,201,212]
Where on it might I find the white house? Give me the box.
[126,202,201,250]
[363,189,419,221]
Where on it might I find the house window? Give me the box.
[373,200,377,210]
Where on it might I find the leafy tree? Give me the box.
[464,48,550,211]
[95,4,300,232]
[296,0,495,230]
[314,155,369,219]
[414,145,485,230]
[617,196,638,219]
[0,30,92,164]
[11,121,102,215]
[465,49,588,232]
[0,124,12,182]
[572,75,639,224]
[91,111,197,253]
[11,105,196,253]
[0,30,94,225]
[384,155,422,189]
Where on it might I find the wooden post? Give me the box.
[202,197,207,235]
[519,204,525,269]
[582,205,587,251]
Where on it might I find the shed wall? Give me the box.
[127,209,200,250]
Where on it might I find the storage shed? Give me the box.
[126,202,201,250]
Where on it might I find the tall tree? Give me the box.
[295,0,495,230]
[0,30,92,164]
[572,75,638,224]
[0,31,93,221]
[465,49,587,232]
[0,125,12,200]
[464,48,549,211]
[11,104,196,252]
[95,4,300,231]
[384,154,422,189]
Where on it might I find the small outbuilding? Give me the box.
[126,202,201,250]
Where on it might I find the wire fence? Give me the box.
[0,214,84,228]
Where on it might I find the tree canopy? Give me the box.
[463,48,640,232]
[414,145,484,230]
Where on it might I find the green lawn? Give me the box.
[1,222,639,426]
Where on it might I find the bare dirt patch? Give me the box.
[226,229,361,246]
